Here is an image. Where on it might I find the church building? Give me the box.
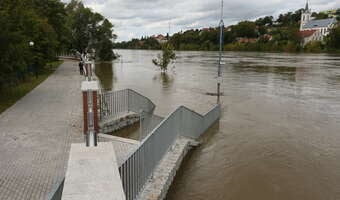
[299,0,337,46]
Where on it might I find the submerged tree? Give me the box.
[152,43,176,73]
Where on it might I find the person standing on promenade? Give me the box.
[78,61,84,75]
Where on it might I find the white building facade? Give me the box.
[299,0,337,45]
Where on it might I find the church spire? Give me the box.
[305,0,309,12]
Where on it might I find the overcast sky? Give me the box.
[62,0,339,41]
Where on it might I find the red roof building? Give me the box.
[298,30,323,46]
[298,30,317,38]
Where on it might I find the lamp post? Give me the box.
[217,0,224,104]
[29,41,38,79]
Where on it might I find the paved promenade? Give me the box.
[0,60,84,200]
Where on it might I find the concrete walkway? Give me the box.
[62,142,125,200]
[0,60,84,200]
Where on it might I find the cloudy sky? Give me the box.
[62,0,339,41]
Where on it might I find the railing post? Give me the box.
[139,110,143,141]
[81,80,99,147]
[127,89,130,112]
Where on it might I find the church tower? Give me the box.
[300,0,311,30]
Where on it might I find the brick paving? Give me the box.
[0,60,84,200]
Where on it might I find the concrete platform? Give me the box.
[62,142,125,200]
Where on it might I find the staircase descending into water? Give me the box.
[56,88,221,200]
[98,89,221,200]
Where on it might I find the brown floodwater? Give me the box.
[96,50,340,200]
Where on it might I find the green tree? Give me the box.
[304,41,324,53]
[336,9,340,21]
[0,0,59,88]
[30,0,69,51]
[65,0,116,61]
[233,21,257,38]
[152,43,176,73]
[312,12,329,19]
[326,24,340,50]
[255,16,273,26]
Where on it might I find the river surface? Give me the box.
[96,50,340,200]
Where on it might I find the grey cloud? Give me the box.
[62,0,339,41]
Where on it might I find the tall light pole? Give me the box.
[29,41,38,79]
[217,0,224,104]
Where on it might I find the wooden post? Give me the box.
[82,91,88,135]
[93,90,99,133]
[81,81,99,147]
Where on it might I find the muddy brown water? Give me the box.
[96,50,340,200]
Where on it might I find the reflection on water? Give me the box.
[95,62,115,90]
[152,73,175,90]
[97,50,340,200]
[110,123,140,140]
[232,64,298,82]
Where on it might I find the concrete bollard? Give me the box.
[81,80,99,147]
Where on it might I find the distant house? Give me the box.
[299,0,337,46]
[236,37,258,43]
[152,34,167,44]
[201,28,213,32]
[298,30,323,46]
[262,34,273,41]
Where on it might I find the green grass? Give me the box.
[0,61,63,114]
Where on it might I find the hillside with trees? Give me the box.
[114,9,340,53]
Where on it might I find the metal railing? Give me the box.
[119,103,221,200]
[100,89,156,141]
[100,89,155,122]
[49,89,220,200]
[100,89,129,121]
[181,104,221,139]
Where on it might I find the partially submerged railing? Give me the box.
[100,89,156,140]
[100,89,155,122]
[119,104,221,200]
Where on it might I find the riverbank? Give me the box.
[114,47,340,54]
[0,61,63,114]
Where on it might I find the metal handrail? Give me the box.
[119,104,221,200]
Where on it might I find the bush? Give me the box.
[304,41,324,53]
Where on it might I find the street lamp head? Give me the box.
[29,41,34,46]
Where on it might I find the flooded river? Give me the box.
[96,50,340,200]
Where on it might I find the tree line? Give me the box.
[0,0,116,91]
[114,9,340,53]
